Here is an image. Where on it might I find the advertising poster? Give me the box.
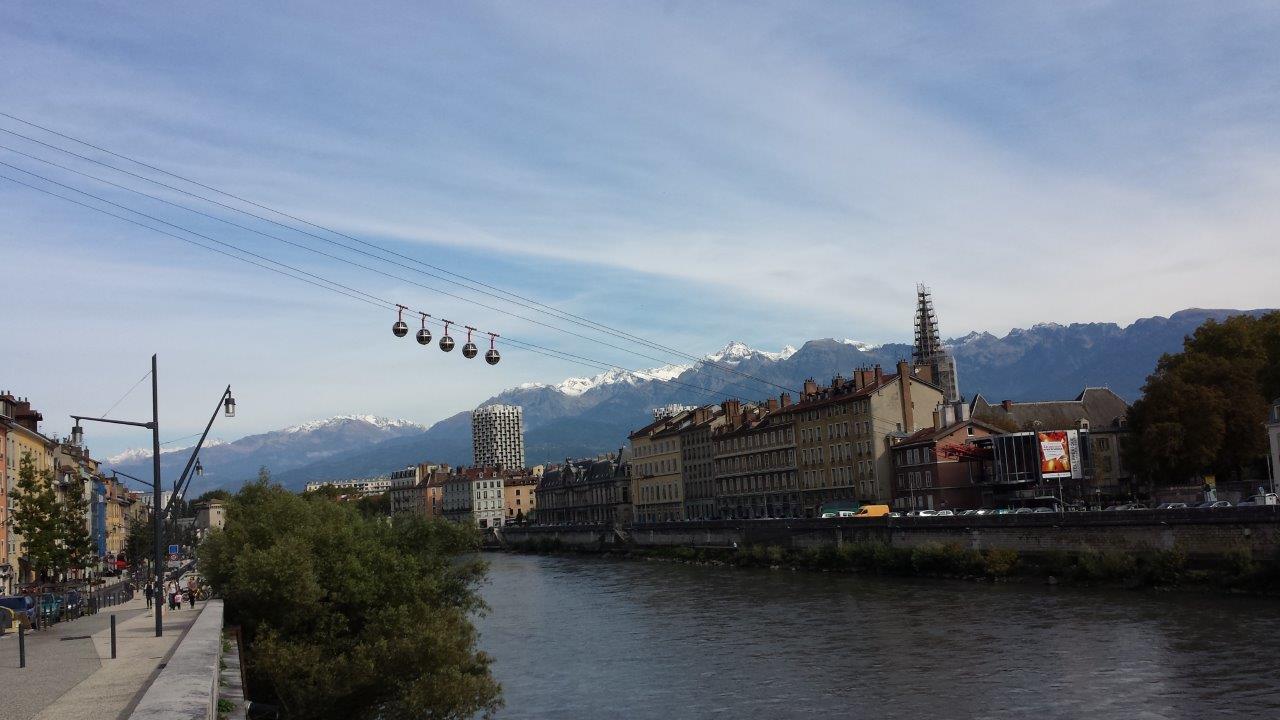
[1037,430,1072,479]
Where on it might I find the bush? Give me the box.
[983,548,1019,579]
[200,476,501,720]
[911,543,984,576]
[1142,547,1188,586]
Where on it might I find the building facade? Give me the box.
[1,393,55,591]
[629,410,690,523]
[471,404,525,470]
[502,475,538,523]
[443,468,507,528]
[971,387,1131,503]
[679,406,725,520]
[303,476,392,496]
[889,410,1000,511]
[535,456,631,525]
[713,399,798,519]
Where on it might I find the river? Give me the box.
[474,552,1280,719]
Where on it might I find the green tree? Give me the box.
[56,475,97,576]
[1126,312,1280,483]
[125,515,154,572]
[11,451,95,582]
[200,477,500,719]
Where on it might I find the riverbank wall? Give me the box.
[498,506,1280,560]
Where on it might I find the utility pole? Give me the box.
[151,354,163,637]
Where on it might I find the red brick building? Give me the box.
[890,414,1003,511]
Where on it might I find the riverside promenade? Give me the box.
[0,596,204,720]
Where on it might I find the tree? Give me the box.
[125,515,154,573]
[11,451,95,583]
[1126,312,1280,483]
[200,477,501,719]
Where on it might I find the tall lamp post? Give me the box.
[72,355,234,638]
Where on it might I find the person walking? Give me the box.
[187,587,196,609]
[143,582,153,609]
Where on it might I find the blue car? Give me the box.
[0,596,37,627]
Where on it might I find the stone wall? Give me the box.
[501,506,1280,560]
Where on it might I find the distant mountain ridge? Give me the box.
[109,308,1272,492]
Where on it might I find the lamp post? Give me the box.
[73,356,234,638]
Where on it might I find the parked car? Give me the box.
[1197,501,1232,509]
[1032,507,1056,514]
[38,593,65,623]
[1013,507,1034,514]
[887,511,902,517]
[0,596,36,627]
[935,509,955,517]
[1154,502,1189,510]
[973,509,994,516]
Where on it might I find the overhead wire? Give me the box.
[100,369,151,418]
[0,114,800,396]
[0,171,765,406]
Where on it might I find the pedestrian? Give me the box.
[187,588,196,609]
[143,582,153,609]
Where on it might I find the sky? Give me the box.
[2,1,1278,456]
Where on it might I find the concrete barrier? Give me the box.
[128,600,224,720]
[501,506,1280,559]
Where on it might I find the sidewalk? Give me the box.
[0,596,206,720]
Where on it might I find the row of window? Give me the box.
[713,449,795,475]
[713,426,794,454]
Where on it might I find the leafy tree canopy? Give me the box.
[199,476,500,719]
[1126,312,1280,482]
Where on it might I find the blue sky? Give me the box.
[2,1,1278,456]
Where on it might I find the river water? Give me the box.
[475,552,1280,719]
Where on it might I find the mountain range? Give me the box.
[105,308,1271,494]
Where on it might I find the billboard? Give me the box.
[1038,431,1077,479]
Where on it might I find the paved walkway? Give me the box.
[0,597,206,720]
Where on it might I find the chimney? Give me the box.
[1001,399,1013,412]
[898,360,914,431]
[832,374,844,389]
[931,408,941,429]
[779,392,792,408]
[721,399,742,425]
[766,398,780,412]
[956,400,970,422]
[874,365,883,384]
[803,378,818,397]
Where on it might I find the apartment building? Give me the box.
[535,455,631,525]
[629,409,691,523]
[712,399,797,519]
[502,474,538,523]
[679,405,726,520]
[472,404,525,470]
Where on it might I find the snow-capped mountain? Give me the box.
[515,341,795,397]
[106,415,425,496]
[131,309,1272,493]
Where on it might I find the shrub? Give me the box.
[1142,547,1188,586]
[983,548,1020,579]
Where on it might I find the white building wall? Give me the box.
[472,405,526,470]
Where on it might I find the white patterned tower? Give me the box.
[471,404,525,470]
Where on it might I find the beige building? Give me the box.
[195,498,226,537]
[502,475,538,523]
[629,409,691,523]
[713,399,797,519]
[788,362,944,509]
[1,394,55,590]
[679,405,727,520]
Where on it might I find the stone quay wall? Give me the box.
[499,506,1280,560]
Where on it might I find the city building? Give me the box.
[713,398,797,519]
[471,404,525,470]
[195,498,226,537]
[784,361,944,512]
[889,402,1002,511]
[303,476,392,496]
[443,467,507,528]
[389,466,423,515]
[502,474,538,523]
[629,407,691,523]
[1,392,55,591]
[970,388,1131,503]
[678,405,726,520]
[535,455,631,525]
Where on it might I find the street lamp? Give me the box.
[74,357,233,638]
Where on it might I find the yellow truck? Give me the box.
[853,504,891,518]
